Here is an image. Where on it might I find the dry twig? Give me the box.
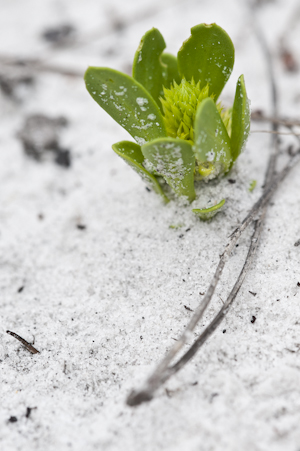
[0,54,82,78]
[252,130,300,136]
[251,111,300,128]
[6,330,40,355]
[127,147,299,405]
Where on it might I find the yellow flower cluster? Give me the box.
[160,78,232,144]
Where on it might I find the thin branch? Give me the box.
[251,17,278,123]
[127,148,300,405]
[252,130,300,136]
[251,113,300,147]
[168,217,264,378]
[0,55,83,77]
[251,111,300,128]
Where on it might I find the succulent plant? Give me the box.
[85,23,250,218]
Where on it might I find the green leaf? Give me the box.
[177,23,235,99]
[132,29,180,111]
[112,141,169,203]
[194,98,232,177]
[85,67,167,145]
[132,28,166,107]
[249,180,256,192]
[142,138,196,202]
[160,53,181,88]
[193,199,225,220]
[230,75,250,162]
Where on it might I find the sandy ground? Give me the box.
[0,0,300,450]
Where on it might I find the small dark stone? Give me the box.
[297,282,300,287]
[223,329,226,333]
[76,224,86,231]
[103,47,118,57]
[42,24,76,46]
[178,234,184,238]
[210,392,219,402]
[0,72,34,101]
[251,315,256,323]
[280,47,298,73]
[294,239,300,247]
[251,109,264,118]
[184,305,193,312]
[8,416,18,423]
[55,149,71,168]
[145,187,151,192]
[287,145,295,156]
[18,114,68,162]
[111,18,126,32]
[228,179,236,184]
[25,407,33,418]
[17,286,24,293]
[185,228,191,232]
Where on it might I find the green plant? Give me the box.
[85,23,250,218]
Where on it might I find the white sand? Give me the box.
[0,0,300,450]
